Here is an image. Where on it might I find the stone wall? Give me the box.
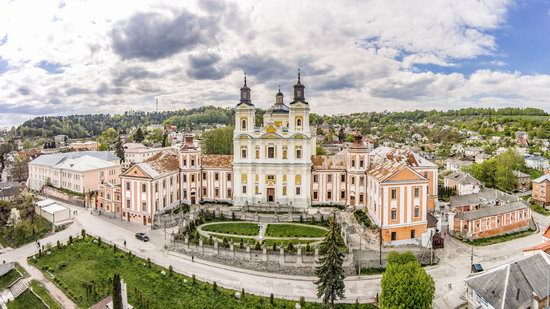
[42,186,85,207]
[171,237,355,276]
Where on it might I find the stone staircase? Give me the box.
[9,278,28,298]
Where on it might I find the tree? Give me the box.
[114,136,125,163]
[380,252,435,309]
[97,128,118,147]
[161,132,168,147]
[338,128,345,142]
[315,216,346,306]
[112,273,122,309]
[134,128,145,143]
[316,145,325,155]
[202,127,234,155]
[0,143,13,170]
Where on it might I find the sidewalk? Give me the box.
[18,258,77,309]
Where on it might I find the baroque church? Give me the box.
[113,73,439,245]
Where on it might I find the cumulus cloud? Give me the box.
[110,9,219,61]
[0,0,549,127]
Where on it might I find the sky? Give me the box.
[0,0,550,127]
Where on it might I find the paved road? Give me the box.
[2,201,548,307]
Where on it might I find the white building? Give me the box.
[525,155,549,171]
[28,151,120,194]
[122,143,173,170]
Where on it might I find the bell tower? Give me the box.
[235,73,256,133]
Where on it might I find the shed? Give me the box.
[39,203,71,224]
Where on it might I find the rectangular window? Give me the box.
[268,146,275,158]
[327,191,332,199]
[227,174,231,181]
[359,193,364,203]
[359,177,364,186]
[191,175,195,182]
[242,185,247,194]
[126,182,130,190]
[341,191,345,199]
[126,198,130,209]
[215,173,219,181]
[391,232,397,241]
[341,174,345,182]
[203,187,207,195]
[142,184,146,192]
[142,201,146,211]
[328,175,332,183]
[313,175,318,183]
[414,187,420,198]
[351,177,355,185]
[183,159,187,167]
[183,190,187,199]
[391,209,397,220]
[203,172,207,179]
[191,159,195,166]
[391,188,397,200]
[241,148,247,158]
[183,174,187,182]
[410,230,416,239]
[313,191,318,200]
[296,186,301,195]
[296,149,302,159]
[282,186,287,195]
[155,183,159,192]
[359,160,364,168]
[215,188,219,197]
[352,159,355,167]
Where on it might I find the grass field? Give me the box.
[265,224,328,238]
[201,222,260,236]
[30,237,372,308]
[6,290,47,309]
[29,280,63,309]
[0,269,22,290]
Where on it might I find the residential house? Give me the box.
[443,172,482,195]
[532,174,550,206]
[525,155,549,171]
[97,182,122,216]
[68,141,99,151]
[444,158,473,172]
[464,252,550,309]
[474,153,490,164]
[450,143,465,156]
[513,170,530,192]
[515,130,529,146]
[0,182,24,201]
[122,143,173,170]
[464,147,483,159]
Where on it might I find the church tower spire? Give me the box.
[239,72,252,105]
[292,68,306,104]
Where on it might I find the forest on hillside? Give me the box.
[8,106,548,142]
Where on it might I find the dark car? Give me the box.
[471,263,483,273]
[135,232,149,242]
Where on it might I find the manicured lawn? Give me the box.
[201,222,260,236]
[29,280,63,309]
[0,269,22,290]
[265,224,328,238]
[0,216,52,248]
[6,289,47,309]
[531,203,550,216]
[30,237,370,308]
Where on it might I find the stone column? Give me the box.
[297,246,303,265]
[262,246,268,262]
[230,242,235,258]
[314,244,319,260]
[279,247,285,265]
[199,238,204,254]
[246,245,251,260]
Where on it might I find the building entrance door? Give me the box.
[267,188,275,203]
[350,195,355,207]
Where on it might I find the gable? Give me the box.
[122,165,152,179]
[265,125,277,133]
[385,166,426,183]
[260,132,283,139]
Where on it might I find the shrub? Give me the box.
[306,243,311,252]
[147,258,151,268]
[169,265,173,276]
[241,288,245,299]
[213,281,218,292]
[57,240,61,249]
[192,274,196,285]
[299,215,303,223]
[113,244,117,252]
[299,296,305,307]
[272,242,277,251]
[98,237,102,246]
[239,238,244,249]
[81,229,86,238]
[270,293,274,305]
[232,212,236,221]
[286,242,295,254]
[254,241,262,251]
[69,236,73,244]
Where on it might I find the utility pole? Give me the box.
[379,227,382,268]
[470,247,474,273]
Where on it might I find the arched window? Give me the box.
[282,149,288,159]
[414,206,420,218]
[255,149,260,159]
[241,119,247,130]
[296,118,302,127]
[296,148,302,159]
[241,148,247,158]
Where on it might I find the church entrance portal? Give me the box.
[267,188,275,203]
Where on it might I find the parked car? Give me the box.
[471,263,483,273]
[135,232,149,242]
